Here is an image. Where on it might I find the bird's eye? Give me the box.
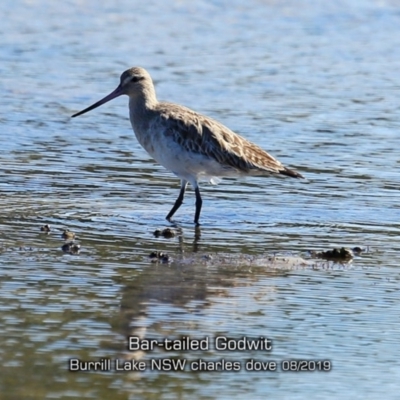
[131,76,143,83]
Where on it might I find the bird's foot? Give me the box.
[166,217,181,228]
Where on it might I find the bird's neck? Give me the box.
[129,88,158,133]
[129,86,158,112]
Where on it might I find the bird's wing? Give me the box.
[156,103,299,177]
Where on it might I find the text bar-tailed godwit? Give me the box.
[72,67,303,225]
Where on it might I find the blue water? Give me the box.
[1,0,400,399]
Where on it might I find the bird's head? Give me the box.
[71,67,152,118]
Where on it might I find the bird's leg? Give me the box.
[166,180,188,222]
[194,186,203,226]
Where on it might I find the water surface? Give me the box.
[1,0,400,399]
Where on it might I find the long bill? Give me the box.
[71,85,123,118]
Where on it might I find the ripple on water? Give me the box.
[1,0,400,398]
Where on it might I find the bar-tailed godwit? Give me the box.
[72,67,303,225]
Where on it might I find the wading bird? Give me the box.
[72,67,303,225]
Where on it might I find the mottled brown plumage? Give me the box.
[72,67,303,224]
[153,103,301,177]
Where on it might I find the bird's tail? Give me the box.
[280,166,304,179]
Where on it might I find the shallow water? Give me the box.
[1,0,400,398]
